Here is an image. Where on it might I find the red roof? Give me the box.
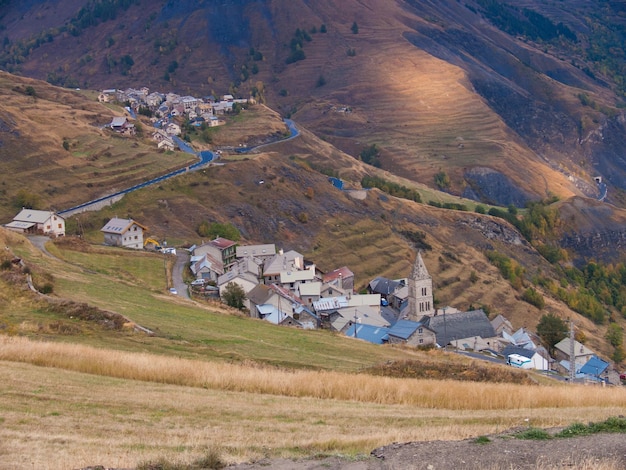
[322,266,354,283]
[210,237,236,249]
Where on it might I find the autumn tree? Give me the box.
[536,313,568,355]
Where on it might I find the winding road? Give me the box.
[58,118,299,217]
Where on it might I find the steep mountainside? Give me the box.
[1,0,625,207]
[0,2,625,358]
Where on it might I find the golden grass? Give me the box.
[2,336,625,411]
[1,342,625,469]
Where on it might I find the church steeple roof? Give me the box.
[411,250,430,280]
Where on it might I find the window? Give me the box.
[418,328,423,334]
[58,224,62,229]
[419,339,423,344]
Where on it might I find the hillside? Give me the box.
[1,0,625,207]
[0,67,623,358]
[0,71,197,220]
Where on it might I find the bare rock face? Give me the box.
[456,215,527,248]
[561,229,626,265]
[462,167,533,207]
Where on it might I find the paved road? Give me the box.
[59,118,299,217]
[171,250,190,299]
[233,118,300,154]
[27,235,55,258]
[59,139,215,217]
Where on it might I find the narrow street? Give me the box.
[171,250,190,299]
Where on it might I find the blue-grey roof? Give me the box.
[369,277,400,295]
[421,309,496,347]
[345,324,389,344]
[502,345,534,359]
[579,356,609,376]
[387,320,423,340]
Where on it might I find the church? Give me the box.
[407,251,434,319]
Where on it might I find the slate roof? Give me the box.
[246,284,273,306]
[502,345,535,359]
[421,309,496,347]
[368,277,400,295]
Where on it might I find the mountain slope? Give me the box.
[1,0,625,206]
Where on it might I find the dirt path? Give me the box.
[226,432,626,469]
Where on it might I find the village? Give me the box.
[4,207,623,386]
[98,86,252,152]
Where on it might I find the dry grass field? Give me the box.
[1,337,625,469]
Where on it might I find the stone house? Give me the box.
[420,309,497,348]
[386,319,436,347]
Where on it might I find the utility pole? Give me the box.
[569,320,576,383]
[443,306,448,350]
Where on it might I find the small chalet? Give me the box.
[5,209,65,237]
[101,217,147,249]
[110,117,135,135]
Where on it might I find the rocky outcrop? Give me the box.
[462,167,533,207]
[560,229,626,265]
[456,215,527,248]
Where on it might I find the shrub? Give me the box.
[514,428,551,440]
[473,435,491,444]
[40,283,54,294]
[522,287,545,309]
[434,170,450,189]
[197,221,240,241]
